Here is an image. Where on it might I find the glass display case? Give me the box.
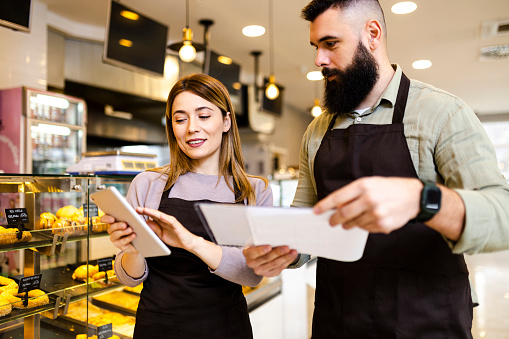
[0,174,282,339]
[0,174,132,339]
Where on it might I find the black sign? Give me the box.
[18,274,42,294]
[97,323,113,339]
[82,203,99,217]
[5,208,29,225]
[97,257,113,272]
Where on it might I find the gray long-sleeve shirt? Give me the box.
[114,170,272,287]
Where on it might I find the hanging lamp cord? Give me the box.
[269,0,275,75]
[186,0,190,28]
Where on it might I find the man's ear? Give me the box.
[366,19,382,49]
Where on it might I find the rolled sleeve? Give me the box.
[211,246,263,287]
[114,252,148,287]
[451,188,509,253]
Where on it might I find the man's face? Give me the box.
[310,7,379,114]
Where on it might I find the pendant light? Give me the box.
[167,0,205,62]
[265,0,279,100]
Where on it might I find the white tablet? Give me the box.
[90,186,171,258]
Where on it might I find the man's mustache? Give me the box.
[322,68,341,78]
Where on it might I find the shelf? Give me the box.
[40,265,122,301]
[0,228,110,254]
[0,291,59,326]
[245,277,282,312]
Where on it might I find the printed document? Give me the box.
[195,204,369,262]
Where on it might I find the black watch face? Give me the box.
[424,188,441,211]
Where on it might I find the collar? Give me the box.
[347,64,403,118]
[376,64,403,109]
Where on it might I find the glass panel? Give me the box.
[27,90,84,126]
[0,174,135,337]
[31,125,83,175]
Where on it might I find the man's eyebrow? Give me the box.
[310,35,339,47]
[318,35,339,43]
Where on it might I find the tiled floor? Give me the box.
[466,250,509,339]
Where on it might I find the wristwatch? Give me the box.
[415,180,441,222]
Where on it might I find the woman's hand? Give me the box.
[136,207,197,251]
[102,214,139,255]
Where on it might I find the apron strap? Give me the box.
[392,73,411,124]
[165,180,244,205]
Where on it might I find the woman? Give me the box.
[104,74,272,339]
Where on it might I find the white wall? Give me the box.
[64,39,179,102]
[0,1,48,90]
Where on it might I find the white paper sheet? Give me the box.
[195,204,369,262]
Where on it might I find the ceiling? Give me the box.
[38,0,509,116]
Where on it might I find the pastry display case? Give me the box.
[0,174,282,339]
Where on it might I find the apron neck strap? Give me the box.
[392,72,411,124]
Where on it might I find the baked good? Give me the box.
[71,210,87,234]
[39,212,56,229]
[0,294,12,317]
[72,264,99,281]
[0,227,32,245]
[2,289,49,309]
[92,270,118,284]
[56,205,79,219]
[0,276,18,293]
[91,216,109,233]
[51,217,73,236]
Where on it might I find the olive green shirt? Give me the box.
[292,64,509,255]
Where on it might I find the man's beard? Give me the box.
[323,41,379,116]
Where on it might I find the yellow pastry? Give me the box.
[0,227,32,245]
[72,264,99,281]
[0,294,12,317]
[2,289,49,309]
[40,212,56,229]
[56,205,79,219]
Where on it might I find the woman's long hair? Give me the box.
[152,73,267,205]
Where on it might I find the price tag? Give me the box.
[18,274,42,294]
[5,208,29,225]
[97,257,113,272]
[82,203,99,217]
[97,323,113,339]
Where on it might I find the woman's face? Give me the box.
[171,91,231,174]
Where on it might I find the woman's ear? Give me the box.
[223,112,232,132]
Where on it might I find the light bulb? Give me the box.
[311,105,322,117]
[265,84,279,100]
[179,42,196,62]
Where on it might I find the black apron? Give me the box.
[133,187,252,339]
[311,74,473,338]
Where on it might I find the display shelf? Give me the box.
[39,265,122,299]
[0,290,60,326]
[50,316,132,339]
[0,174,133,339]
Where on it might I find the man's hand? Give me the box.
[313,176,422,233]
[243,245,298,277]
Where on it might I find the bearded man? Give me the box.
[242,0,509,338]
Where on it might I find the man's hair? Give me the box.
[301,0,386,35]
